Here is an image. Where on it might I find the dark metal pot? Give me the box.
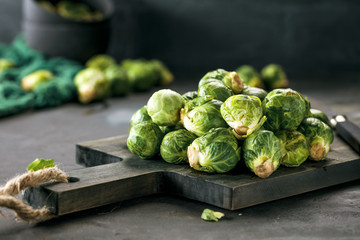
[22,0,114,63]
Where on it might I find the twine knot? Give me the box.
[0,167,68,222]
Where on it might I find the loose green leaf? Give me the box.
[27,158,55,172]
[201,208,225,222]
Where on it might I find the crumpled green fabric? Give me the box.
[0,35,83,117]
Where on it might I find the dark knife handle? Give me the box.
[332,115,360,154]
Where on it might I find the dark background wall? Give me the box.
[1,0,360,77]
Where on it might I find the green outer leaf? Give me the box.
[201,208,225,222]
[198,78,233,102]
[27,158,55,172]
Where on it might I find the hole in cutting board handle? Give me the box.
[67,176,80,183]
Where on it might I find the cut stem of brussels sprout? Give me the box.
[309,136,328,161]
[254,158,274,179]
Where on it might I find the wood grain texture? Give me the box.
[24,134,360,215]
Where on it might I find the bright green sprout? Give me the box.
[0,59,15,73]
[86,54,117,72]
[198,78,233,102]
[27,158,55,172]
[235,65,264,88]
[21,69,54,91]
[261,64,289,90]
[130,105,152,127]
[201,69,244,94]
[310,108,331,126]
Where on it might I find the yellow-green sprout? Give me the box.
[243,130,281,178]
[21,69,54,91]
[236,65,264,88]
[261,64,289,90]
[201,69,244,94]
[74,68,110,104]
[86,54,117,72]
[275,130,309,167]
[57,0,103,21]
[220,94,266,139]
[0,59,15,73]
[298,117,334,161]
[147,89,184,126]
[104,65,130,97]
[188,128,240,173]
[127,121,164,159]
[198,78,233,102]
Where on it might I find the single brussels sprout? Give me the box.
[147,89,184,126]
[86,55,117,71]
[104,65,130,96]
[127,121,164,159]
[159,121,184,135]
[188,128,240,173]
[57,0,103,21]
[21,69,54,91]
[220,94,266,139]
[37,0,57,13]
[0,59,15,73]
[121,59,159,92]
[241,86,268,101]
[182,98,228,136]
[198,78,233,102]
[182,91,198,101]
[298,117,334,161]
[261,64,289,90]
[160,129,197,164]
[130,105,152,127]
[201,69,244,94]
[235,65,264,88]
[310,108,331,126]
[74,68,110,104]
[151,60,174,86]
[243,130,281,178]
[262,88,308,131]
[275,130,309,167]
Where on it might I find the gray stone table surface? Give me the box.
[0,73,359,240]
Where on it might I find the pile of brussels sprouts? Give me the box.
[73,55,174,104]
[127,68,334,178]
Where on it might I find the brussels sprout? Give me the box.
[160,129,197,164]
[220,94,266,139]
[198,78,233,102]
[86,55,117,71]
[298,117,334,161]
[310,108,331,126]
[57,0,103,21]
[201,209,225,222]
[121,59,159,92]
[130,105,152,127]
[201,69,244,94]
[74,68,110,104]
[21,69,54,91]
[182,98,228,136]
[159,121,184,135]
[37,0,57,13]
[151,60,174,86]
[127,121,164,159]
[262,88,308,131]
[0,59,15,73]
[182,91,198,101]
[104,65,130,96]
[275,130,309,167]
[243,130,281,178]
[188,128,240,173]
[241,86,268,101]
[261,64,289,90]
[147,89,184,126]
[235,65,264,88]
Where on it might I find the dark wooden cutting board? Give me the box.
[24,134,360,216]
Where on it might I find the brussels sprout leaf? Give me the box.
[201,208,225,222]
[27,158,55,172]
